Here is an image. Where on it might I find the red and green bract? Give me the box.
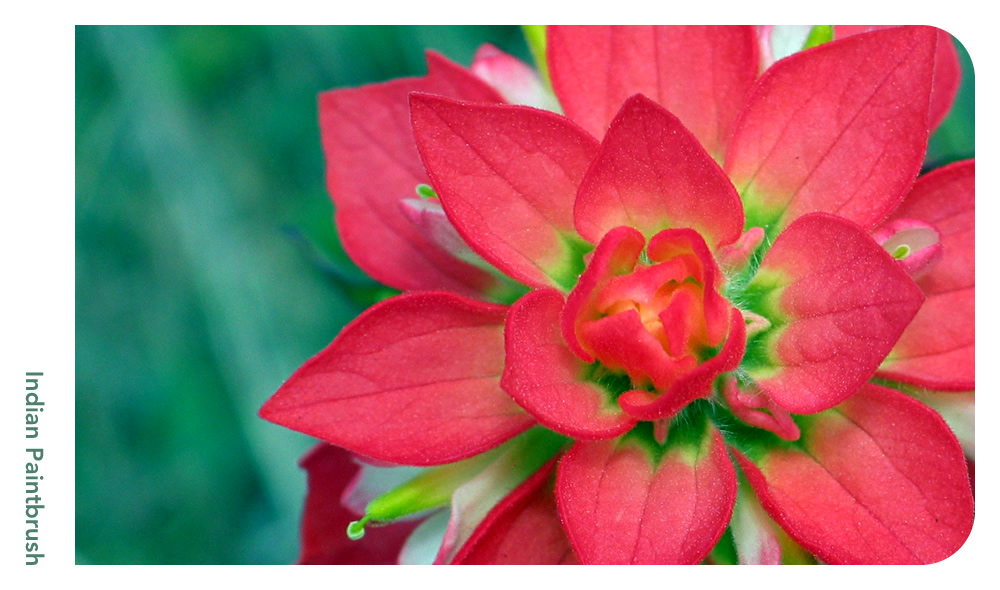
[261,25,974,565]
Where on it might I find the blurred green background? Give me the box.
[75,25,531,564]
[75,26,973,564]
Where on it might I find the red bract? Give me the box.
[296,444,421,564]
[261,25,974,565]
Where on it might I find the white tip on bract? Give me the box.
[470,43,562,112]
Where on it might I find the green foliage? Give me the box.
[75,24,528,565]
[521,25,550,85]
[802,25,834,50]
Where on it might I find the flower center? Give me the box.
[564,227,732,393]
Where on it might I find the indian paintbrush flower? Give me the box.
[261,25,974,565]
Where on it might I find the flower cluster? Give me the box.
[262,25,974,565]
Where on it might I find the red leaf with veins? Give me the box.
[502,288,636,440]
[556,427,736,564]
[260,292,534,466]
[736,384,974,564]
[726,26,937,235]
[562,226,646,363]
[574,95,745,250]
[548,25,758,160]
[410,94,599,290]
[320,52,504,297]
[745,213,924,414]
[297,444,419,564]
[835,25,961,131]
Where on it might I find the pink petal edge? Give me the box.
[410,93,599,290]
[321,51,506,297]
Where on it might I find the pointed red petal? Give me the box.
[556,426,736,564]
[835,26,961,131]
[878,160,975,390]
[260,292,533,466]
[562,226,646,362]
[454,457,579,564]
[580,308,688,392]
[727,26,937,235]
[745,213,924,413]
[574,95,745,249]
[297,444,419,564]
[410,94,599,290]
[502,288,637,439]
[321,52,505,297]
[548,25,758,160]
[736,384,974,564]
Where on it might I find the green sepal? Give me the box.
[548,232,593,293]
[802,25,834,51]
[360,447,504,526]
[777,528,819,564]
[468,426,569,497]
[622,400,715,465]
[582,362,635,402]
[350,427,568,538]
[415,183,438,199]
[485,274,531,306]
[521,25,550,88]
[739,185,788,247]
[729,266,789,377]
[706,528,739,564]
[708,400,806,465]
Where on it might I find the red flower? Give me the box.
[262,25,973,564]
